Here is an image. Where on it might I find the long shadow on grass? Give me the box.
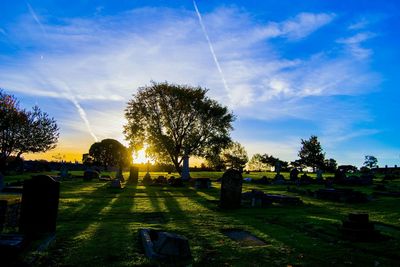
[188,187,400,266]
[50,181,139,266]
[144,185,226,266]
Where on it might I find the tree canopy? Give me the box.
[220,141,248,171]
[298,135,325,171]
[89,139,131,170]
[124,82,234,173]
[0,90,59,171]
[247,153,269,171]
[364,155,378,169]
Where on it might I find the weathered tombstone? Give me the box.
[289,168,299,181]
[142,172,152,185]
[83,169,99,181]
[275,161,282,175]
[115,168,124,182]
[168,176,184,187]
[316,169,323,181]
[19,175,60,238]
[59,164,69,180]
[128,166,139,184]
[194,178,211,189]
[139,228,192,265]
[0,172,4,192]
[181,154,190,181]
[110,178,123,189]
[273,174,285,185]
[220,169,243,209]
[340,213,381,241]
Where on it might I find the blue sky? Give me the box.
[1,0,399,167]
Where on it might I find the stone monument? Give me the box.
[220,169,243,209]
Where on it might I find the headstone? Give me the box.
[242,189,272,208]
[340,213,381,241]
[220,169,242,209]
[289,168,299,181]
[83,169,99,181]
[181,154,190,181]
[273,174,285,185]
[60,165,69,180]
[19,175,60,237]
[223,229,266,247]
[128,166,139,184]
[142,172,152,185]
[115,168,124,182]
[275,161,282,175]
[316,169,323,181]
[110,178,123,189]
[168,176,184,187]
[194,178,211,189]
[0,173,4,192]
[139,228,192,265]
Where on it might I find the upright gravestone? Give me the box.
[128,166,139,184]
[289,168,299,182]
[19,175,60,238]
[316,169,323,182]
[220,169,243,209]
[181,154,190,181]
[116,168,124,182]
[60,164,69,180]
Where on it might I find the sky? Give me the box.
[0,0,399,167]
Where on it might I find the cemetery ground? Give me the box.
[2,171,400,267]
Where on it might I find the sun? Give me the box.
[132,148,154,164]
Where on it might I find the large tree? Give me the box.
[220,141,248,171]
[298,135,325,171]
[124,82,234,173]
[89,139,131,170]
[0,90,59,171]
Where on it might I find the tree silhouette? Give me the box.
[363,155,378,169]
[89,139,131,170]
[298,135,325,172]
[0,90,59,172]
[124,82,234,173]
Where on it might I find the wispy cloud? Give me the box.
[337,32,376,59]
[254,12,335,41]
[0,6,380,159]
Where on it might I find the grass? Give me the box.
[2,171,400,266]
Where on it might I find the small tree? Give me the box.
[0,90,59,172]
[261,154,288,171]
[220,141,248,171]
[323,158,337,173]
[89,139,131,170]
[363,155,378,169]
[248,153,269,171]
[298,135,325,172]
[124,82,234,174]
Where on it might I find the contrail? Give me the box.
[69,96,99,142]
[27,1,98,142]
[193,0,230,92]
[26,2,47,37]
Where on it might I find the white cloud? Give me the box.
[337,32,376,59]
[0,6,380,159]
[254,12,335,41]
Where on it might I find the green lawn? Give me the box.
[3,172,400,266]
